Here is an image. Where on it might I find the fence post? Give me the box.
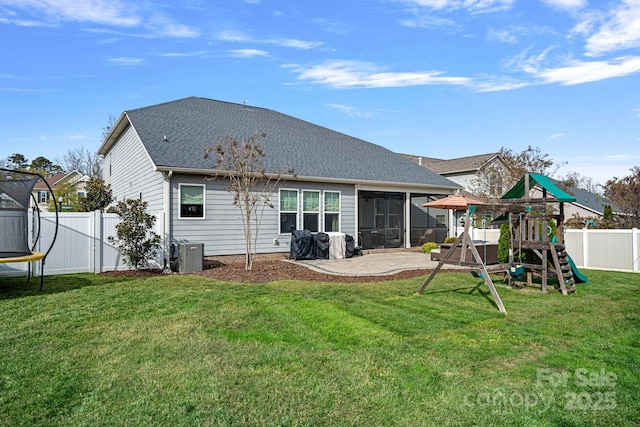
[582,227,589,269]
[93,210,102,274]
[633,228,638,273]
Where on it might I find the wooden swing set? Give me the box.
[415,173,587,314]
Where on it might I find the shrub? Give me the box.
[421,242,440,254]
[444,237,457,244]
[498,223,510,263]
[107,199,162,270]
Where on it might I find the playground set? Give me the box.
[416,172,588,314]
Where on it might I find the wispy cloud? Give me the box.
[582,0,640,57]
[0,0,198,38]
[326,104,374,118]
[214,30,322,50]
[399,0,514,14]
[227,49,269,58]
[539,0,587,11]
[107,57,145,66]
[535,56,640,85]
[289,60,470,88]
[0,0,139,27]
[160,51,210,58]
[546,133,566,140]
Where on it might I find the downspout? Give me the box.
[163,170,173,270]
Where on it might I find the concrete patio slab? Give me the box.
[287,250,466,276]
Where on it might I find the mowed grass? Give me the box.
[0,269,638,426]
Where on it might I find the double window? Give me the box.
[280,189,340,233]
[179,184,205,218]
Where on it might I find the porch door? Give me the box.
[359,192,405,249]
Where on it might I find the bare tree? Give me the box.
[603,166,640,228]
[101,114,117,142]
[472,146,565,202]
[558,170,602,195]
[57,147,102,177]
[205,132,295,270]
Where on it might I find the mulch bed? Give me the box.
[100,257,436,283]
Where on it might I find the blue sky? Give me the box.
[1,0,639,186]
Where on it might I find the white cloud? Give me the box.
[160,51,210,58]
[227,49,269,58]
[0,0,199,38]
[290,60,470,88]
[583,0,640,56]
[214,30,322,50]
[400,0,514,13]
[535,56,640,85]
[326,104,374,118]
[107,57,144,66]
[539,0,587,11]
[215,30,252,43]
[546,133,566,140]
[0,0,139,27]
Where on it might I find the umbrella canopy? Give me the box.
[422,193,484,211]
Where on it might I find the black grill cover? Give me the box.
[290,229,315,260]
[345,234,355,258]
[315,232,330,259]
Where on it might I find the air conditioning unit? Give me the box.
[178,243,204,273]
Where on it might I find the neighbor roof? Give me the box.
[403,153,501,174]
[101,97,459,189]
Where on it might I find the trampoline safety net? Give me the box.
[0,169,40,258]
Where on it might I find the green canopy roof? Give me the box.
[501,173,576,202]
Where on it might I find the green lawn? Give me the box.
[0,269,638,426]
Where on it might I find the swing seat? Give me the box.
[470,270,484,279]
[509,265,525,278]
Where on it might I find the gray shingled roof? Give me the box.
[553,179,615,215]
[411,153,500,174]
[122,97,458,188]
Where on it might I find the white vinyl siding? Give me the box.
[102,125,164,214]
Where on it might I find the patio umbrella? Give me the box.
[422,193,484,235]
[421,193,484,211]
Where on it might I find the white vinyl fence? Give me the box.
[471,227,640,273]
[1,212,639,277]
[0,211,164,277]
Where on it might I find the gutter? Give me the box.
[153,166,460,192]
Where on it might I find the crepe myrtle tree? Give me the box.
[205,131,295,271]
[108,198,162,270]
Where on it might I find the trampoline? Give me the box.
[0,168,58,289]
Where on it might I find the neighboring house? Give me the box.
[31,170,89,211]
[404,151,613,224]
[553,180,613,222]
[402,153,512,199]
[97,97,461,264]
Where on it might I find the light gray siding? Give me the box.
[169,174,356,256]
[102,124,165,214]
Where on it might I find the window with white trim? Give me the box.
[302,190,320,232]
[38,191,48,203]
[279,189,298,233]
[324,191,340,232]
[179,184,205,218]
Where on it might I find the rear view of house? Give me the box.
[98,97,460,266]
